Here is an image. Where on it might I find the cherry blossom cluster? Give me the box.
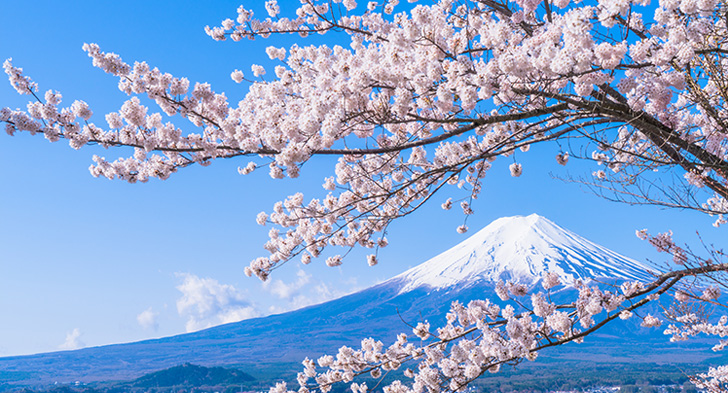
[692,365,728,393]
[665,303,728,392]
[2,0,727,274]
[635,229,690,265]
[281,267,719,393]
[3,59,37,95]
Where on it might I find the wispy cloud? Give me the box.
[59,328,85,350]
[175,273,259,332]
[313,279,360,303]
[264,269,312,300]
[263,269,361,314]
[137,307,159,331]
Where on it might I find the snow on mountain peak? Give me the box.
[391,214,656,293]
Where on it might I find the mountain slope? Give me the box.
[0,215,703,387]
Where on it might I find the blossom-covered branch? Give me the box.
[2,0,727,278]
[287,257,728,393]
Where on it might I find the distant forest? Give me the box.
[2,362,706,393]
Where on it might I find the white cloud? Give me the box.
[313,280,358,302]
[262,269,363,314]
[175,273,259,332]
[59,328,85,350]
[264,269,312,300]
[137,307,159,330]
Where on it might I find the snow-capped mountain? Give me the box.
[0,215,676,387]
[390,214,656,293]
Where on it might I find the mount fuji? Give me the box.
[0,215,708,387]
[390,214,655,292]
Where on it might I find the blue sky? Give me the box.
[0,1,723,356]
